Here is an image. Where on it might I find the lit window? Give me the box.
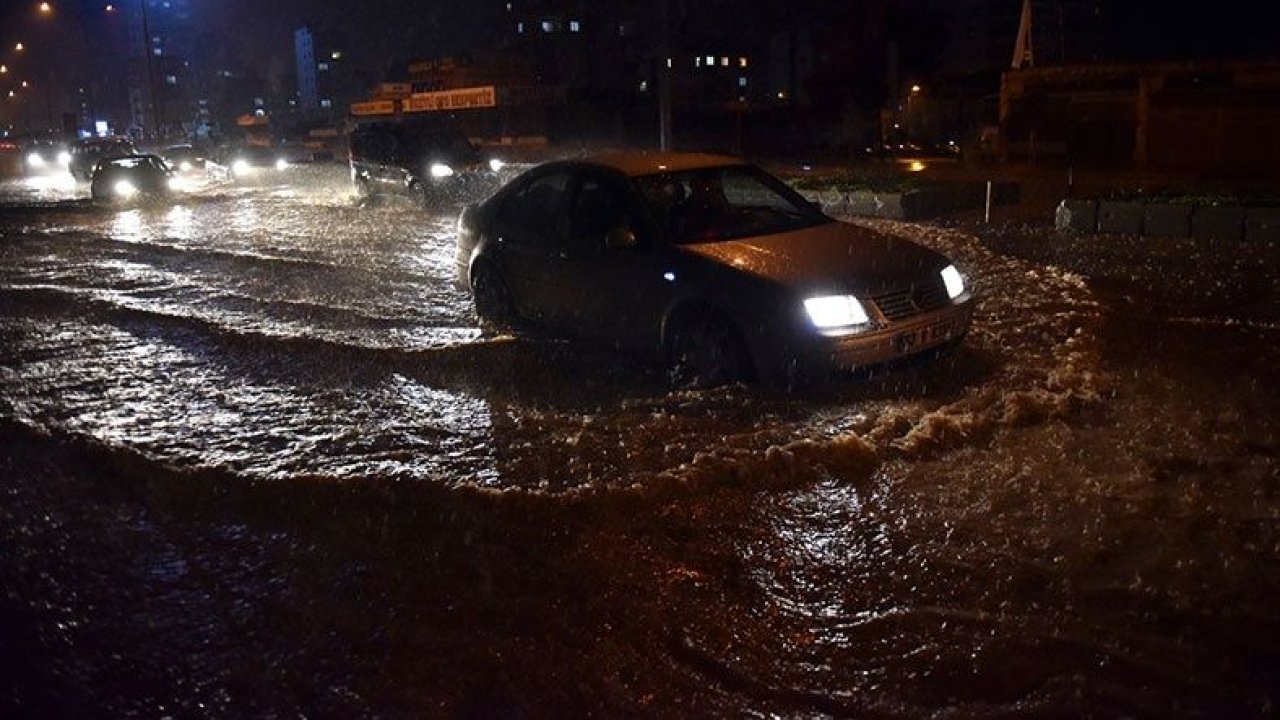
[153,47,162,56]
[666,57,672,68]
[695,57,701,67]
[638,80,648,92]
[320,99,332,108]
[720,56,729,67]
[331,51,342,60]
[317,62,329,71]
[705,55,714,66]
[569,20,580,32]
[738,77,747,87]
[541,20,554,32]
[517,22,524,33]
[739,57,748,68]
[165,74,177,85]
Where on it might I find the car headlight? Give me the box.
[940,264,965,300]
[804,295,870,329]
[231,159,250,176]
[27,152,45,168]
[179,160,193,172]
[114,180,137,198]
[488,158,504,173]
[57,151,71,165]
[275,158,289,171]
[430,163,454,178]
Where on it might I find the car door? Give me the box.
[549,170,675,346]
[486,168,573,324]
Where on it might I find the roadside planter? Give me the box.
[797,181,1004,221]
[1191,205,1245,242]
[1143,203,1192,238]
[1096,200,1145,235]
[1245,207,1280,243]
[1059,194,1278,241]
[1054,198,1098,232]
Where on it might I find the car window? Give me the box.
[634,165,829,244]
[496,171,571,248]
[568,174,632,252]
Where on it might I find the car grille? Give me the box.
[871,279,950,321]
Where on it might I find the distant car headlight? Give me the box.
[114,179,138,198]
[275,158,289,171]
[179,160,193,172]
[804,295,870,329]
[430,163,454,178]
[26,152,45,168]
[488,158,504,173]
[57,151,71,165]
[940,264,965,300]
[231,159,250,176]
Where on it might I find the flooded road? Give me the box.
[2,166,1277,716]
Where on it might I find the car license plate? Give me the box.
[892,319,955,354]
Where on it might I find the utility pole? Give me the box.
[139,0,161,138]
[657,0,672,150]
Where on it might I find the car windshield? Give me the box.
[634,165,829,244]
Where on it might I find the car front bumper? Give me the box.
[759,298,975,381]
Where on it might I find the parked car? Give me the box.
[454,152,975,386]
[349,118,503,206]
[90,154,175,204]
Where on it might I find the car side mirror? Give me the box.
[604,225,640,250]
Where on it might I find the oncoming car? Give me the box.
[224,145,293,180]
[22,139,71,175]
[90,154,176,204]
[350,118,503,206]
[454,152,975,386]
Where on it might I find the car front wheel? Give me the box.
[470,262,515,329]
[668,310,752,388]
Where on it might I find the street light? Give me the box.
[39,2,53,14]
[15,43,25,51]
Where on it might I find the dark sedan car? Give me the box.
[350,118,504,206]
[454,152,975,386]
[69,136,139,181]
[161,144,207,173]
[90,154,175,204]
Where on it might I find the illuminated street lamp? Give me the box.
[39,2,53,13]
[15,42,25,51]
[1,65,7,73]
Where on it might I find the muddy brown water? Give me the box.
[1,170,1277,716]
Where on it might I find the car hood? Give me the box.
[681,220,950,295]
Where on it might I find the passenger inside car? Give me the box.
[678,173,731,240]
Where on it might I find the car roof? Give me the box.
[101,154,163,168]
[580,151,747,178]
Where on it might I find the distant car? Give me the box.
[349,118,503,206]
[22,138,72,175]
[69,136,139,181]
[161,144,206,172]
[90,154,174,204]
[455,152,975,386]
